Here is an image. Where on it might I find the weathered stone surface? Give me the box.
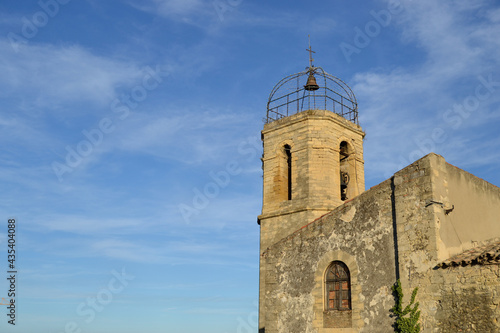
[262,180,396,333]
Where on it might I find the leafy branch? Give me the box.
[391,279,421,333]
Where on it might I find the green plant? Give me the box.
[391,279,421,333]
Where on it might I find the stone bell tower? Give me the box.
[258,46,365,330]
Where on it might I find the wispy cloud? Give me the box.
[34,215,145,234]
[0,41,144,110]
[114,109,254,165]
[153,0,207,16]
[128,0,213,26]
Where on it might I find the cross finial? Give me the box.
[306,35,315,69]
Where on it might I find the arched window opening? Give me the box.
[284,144,292,200]
[325,261,351,311]
[339,141,350,201]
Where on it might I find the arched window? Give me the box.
[284,144,292,200]
[325,261,351,311]
[339,141,350,201]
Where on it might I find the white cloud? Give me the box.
[128,0,212,26]
[35,215,145,234]
[90,238,167,262]
[112,109,255,165]
[154,0,206,16]
[486,7,500,22]
[0,40,144,110]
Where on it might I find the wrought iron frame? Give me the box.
[266,67,358,124]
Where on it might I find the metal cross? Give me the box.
[306,35,315,69]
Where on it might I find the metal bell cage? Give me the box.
[266,66,358,124]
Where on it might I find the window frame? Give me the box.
[324,261,351,311]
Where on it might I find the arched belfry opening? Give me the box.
[276,144,293,202]
[340,141,350,201]
[284,144,292,200]
[339,140,360,202]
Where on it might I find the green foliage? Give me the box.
[391,279,421,333]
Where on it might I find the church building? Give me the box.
[257,56,500,332]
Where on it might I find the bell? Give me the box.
[304,74,319,91]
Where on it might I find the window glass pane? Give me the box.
[342,299,349,308]
[338,266,347,278]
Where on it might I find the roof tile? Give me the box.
[437,240,500,268]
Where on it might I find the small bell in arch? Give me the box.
[304,73,319,91]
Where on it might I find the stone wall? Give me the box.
[262,178,397,333]
[434,264,500,332]
[431,155,500,261]
[391,154,441,331]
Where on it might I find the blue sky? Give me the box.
[0,0,499,332]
